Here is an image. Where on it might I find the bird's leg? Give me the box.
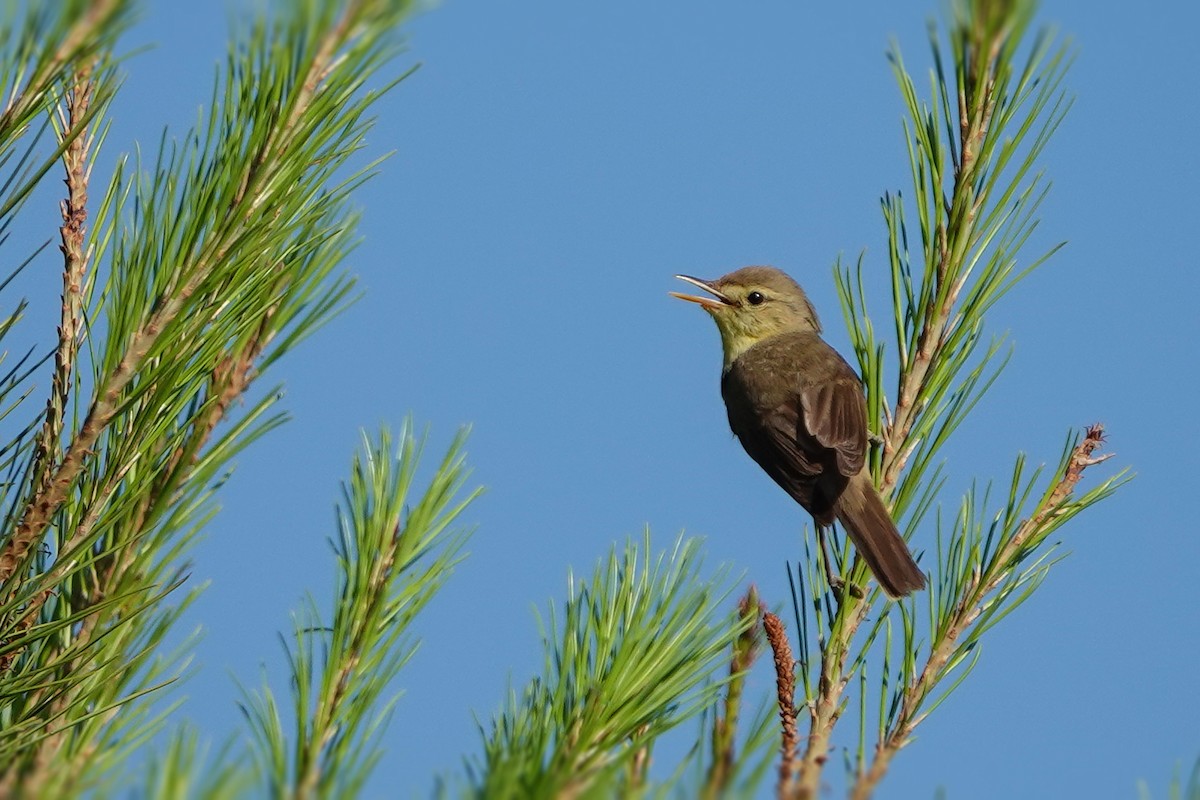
[817,526,845,595]
[819,525,865,600]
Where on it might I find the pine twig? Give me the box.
[0,0,365,590]
[0,65,96,684]
[793,7,1042,795]
[794,595,871,799]
[31,66,94,498]
[850,425,1112,799]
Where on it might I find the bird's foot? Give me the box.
[828,576,865,601]
[818,527,865,600]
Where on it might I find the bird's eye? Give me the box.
[746,291,765,306]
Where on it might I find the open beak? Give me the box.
[670,274,733,310]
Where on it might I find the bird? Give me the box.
[671,266,925,598]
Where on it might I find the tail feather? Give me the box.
[834,474,925,598]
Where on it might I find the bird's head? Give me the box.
[671,266,821,367]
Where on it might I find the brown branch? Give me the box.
[763,611,798,799]
[0,0,356,589]
[0,292,163,587]
[881,17,999,492]
[4,404,235,789]
[6,244,280,790]
[0,6,387,792]
[0,65,95,666]
[851,425,1111,799]
[0,206,222,589]
[194,271,279,447]
[31,67,94,503]
[797,18,1022,799]
[793,596,872,800]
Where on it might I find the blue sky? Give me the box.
[50,1,1200,797]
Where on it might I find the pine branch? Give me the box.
[31,65,93,500]
[783,2,1123,797]
[0,1,423,792]
[850,425,1115,798]
[0,59,99,686]
[468,534,753,798]
[241,425,479,798]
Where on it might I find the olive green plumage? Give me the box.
[673,266,924,597]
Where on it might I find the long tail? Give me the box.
[834,473,925,598]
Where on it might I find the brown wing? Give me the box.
[723,370,832,517]
[799,377,868,477]
[721,337,869,520]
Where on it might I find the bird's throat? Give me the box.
[715,325,764,371]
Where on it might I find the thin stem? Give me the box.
[32,65,93,500]
[794,5,1053,797]
[851,426,1110,798]
[794,596,871,799]
[0,0,362,591]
